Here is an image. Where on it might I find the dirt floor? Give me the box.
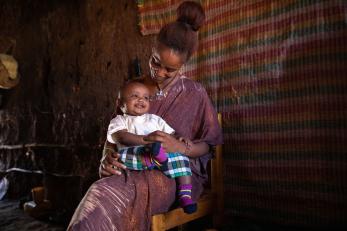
[2,199,337,231]
[0,200,65,231]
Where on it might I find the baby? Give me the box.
[106,80,196,214]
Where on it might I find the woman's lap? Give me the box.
[68,169,176,230]
[68,169,204,231]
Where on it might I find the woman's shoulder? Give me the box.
[177,76,206,92]
[175,76,208,98]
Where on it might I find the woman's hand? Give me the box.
[99,150,127,178]
[144,131,186,154]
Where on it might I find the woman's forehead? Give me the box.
[153,45,184,68]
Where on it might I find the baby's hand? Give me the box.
[143,130,166,142]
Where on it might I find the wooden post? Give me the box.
[212,113,224,228]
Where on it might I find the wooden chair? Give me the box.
[151,113,224,231]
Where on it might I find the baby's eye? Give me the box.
[130,94,139,99]
[144,96,149,101]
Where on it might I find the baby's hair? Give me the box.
[115,79,147,115]
[118,79,146,101]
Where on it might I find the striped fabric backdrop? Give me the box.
[137,0,347,227]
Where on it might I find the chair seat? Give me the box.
[151,190,215,231]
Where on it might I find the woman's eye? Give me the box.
[151,57,161,67]
[166,68,177,73]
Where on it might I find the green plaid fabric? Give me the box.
[161,153,192,178]
[119,146,145,170]
[119,146,192,178]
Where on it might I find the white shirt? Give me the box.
[107,113,175,149]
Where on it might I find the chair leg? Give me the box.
[151,214,166,231]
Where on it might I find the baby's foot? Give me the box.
[178,184,197,214]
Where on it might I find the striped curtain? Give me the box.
[138,0,347,227]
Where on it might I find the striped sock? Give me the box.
[178,184,197,214]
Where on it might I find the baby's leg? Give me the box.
[160,152,197,214]
[119,146,155,170]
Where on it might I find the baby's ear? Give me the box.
[115,97,121,107]
[115,98,124,115]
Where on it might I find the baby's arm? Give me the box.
[112,129,151,146]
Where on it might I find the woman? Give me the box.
[68,1,222,230]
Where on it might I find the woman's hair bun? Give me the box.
[176,1,205,31]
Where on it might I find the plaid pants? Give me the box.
[119,145,192,179]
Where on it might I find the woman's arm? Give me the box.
[178,137,210,158]
[144,131,209,158]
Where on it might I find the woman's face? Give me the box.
[149,45,185,84]
[121,83,150,116]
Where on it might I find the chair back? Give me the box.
[211,113,224,226]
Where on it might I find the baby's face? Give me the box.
[122,83,150,116]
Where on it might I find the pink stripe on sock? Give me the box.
[154,146,167,163]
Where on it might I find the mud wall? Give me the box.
[0,0,154,201]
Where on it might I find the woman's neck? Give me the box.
[156,77,179,96]
[143,76,158,96]
[144,75,180,97]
